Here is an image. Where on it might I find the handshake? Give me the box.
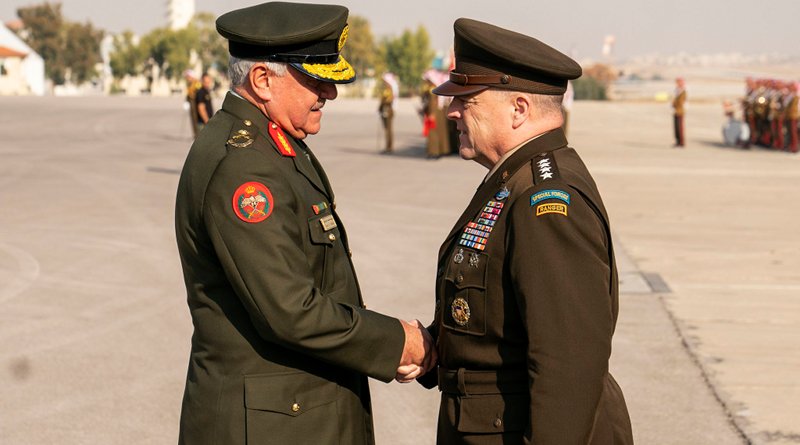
[396,319,437,383]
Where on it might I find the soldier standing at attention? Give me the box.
[412,18,634,444]
[183,69,202,138]
[174,3,435,444]
[672,77,687,147]
[378,72,395,153]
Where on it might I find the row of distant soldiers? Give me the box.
[742,78,799,152]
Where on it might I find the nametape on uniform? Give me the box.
[232,181,274,223]
[319,214,337,231]
[536,203,568,217]
[268,123,296,157]
[530,189,571,206]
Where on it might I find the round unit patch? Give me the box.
[232,182,274,223]
[451,297,471,326]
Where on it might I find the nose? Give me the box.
[319,82,338,100]
[446,101,461,121]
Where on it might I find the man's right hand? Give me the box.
[396,319,437,382]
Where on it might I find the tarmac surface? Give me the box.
[0,94,797,444]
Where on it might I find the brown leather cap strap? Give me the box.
[450,71,513,86]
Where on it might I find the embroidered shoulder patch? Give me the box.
[232,182,274,223]
[268,123,296,157]
[536,203,568,217]
[530,189,571,206]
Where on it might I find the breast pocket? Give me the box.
[307,212,342,293]
[442,250,488,336]
[244,371,340,445]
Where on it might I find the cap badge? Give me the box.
[268,123,295,157]
[232,182,274,223]
[337,24,349,52]
[451,297,471,326]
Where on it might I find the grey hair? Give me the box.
[495,89,564,118]
[228,56,288,87]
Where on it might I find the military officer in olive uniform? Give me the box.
[174,3,434,444]
[415,18,634,444]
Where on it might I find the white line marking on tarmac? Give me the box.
[0,243,40,303]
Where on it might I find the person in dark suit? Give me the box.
[415,18,634,445]
[174,3,435,444]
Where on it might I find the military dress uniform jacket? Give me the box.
[175,93,405,445]
[672,88,686,116]
[423,129,633,444]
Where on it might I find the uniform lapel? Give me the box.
[437,129,568,260]
[289,140,331,200]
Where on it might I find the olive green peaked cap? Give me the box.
[216,2,355,83]
[434,18,581,96]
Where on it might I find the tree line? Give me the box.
[12,2,610,98]
[12,2,436,96]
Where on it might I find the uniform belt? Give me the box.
[438,367,528,395]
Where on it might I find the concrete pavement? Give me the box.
[1,94,796,444]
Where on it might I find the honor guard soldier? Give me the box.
[416,18,634,444]
[174,3,434,444]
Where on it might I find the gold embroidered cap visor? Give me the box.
[290,54,355,84]
[216,2,356,84]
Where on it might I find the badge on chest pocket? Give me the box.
[442,249,488,336]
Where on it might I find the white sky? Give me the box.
[2,0,799,60]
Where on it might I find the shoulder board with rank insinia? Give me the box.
[227,128,254,148]
[268,122,296,157]
[532,151,561,185]
[457,186,509,251]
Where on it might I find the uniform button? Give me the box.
[243,119,252,126]
[501,171,509,180]
[456,274,464,284]
[328,233,336,242]
[348,249,353,257]
[332,201,337,210]
[291,403,300,413]
[493,418,502,428]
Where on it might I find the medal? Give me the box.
[453,248,465,264]
[469,253,480,268]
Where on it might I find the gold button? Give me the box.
[456,274,464,284]
[493,418,502,428]
[347,249,353,257]
[328,233,336,241]
[332,201,337,210]
[243,119,252,126]
[291,403,300,412]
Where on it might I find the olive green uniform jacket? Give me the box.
[422,129,633,444]
[175,92,405,445]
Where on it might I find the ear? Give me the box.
[511,94,531,129]
[249,63,273,102]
